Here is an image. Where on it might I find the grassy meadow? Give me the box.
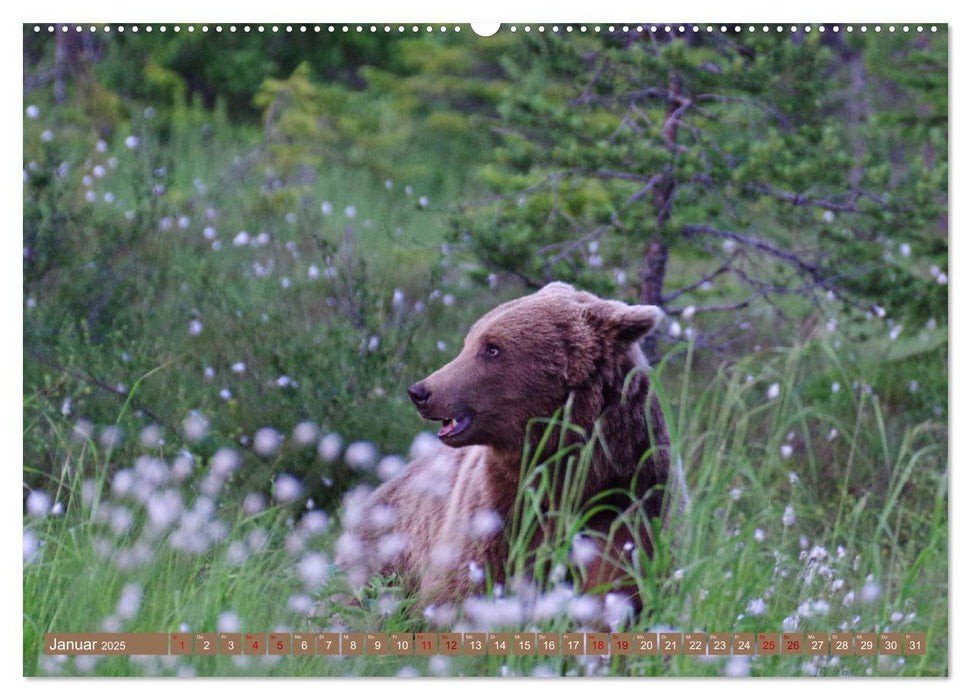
[22,28,947,678]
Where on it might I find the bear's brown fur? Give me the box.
[336,282,679,607]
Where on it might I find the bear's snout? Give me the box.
[407,382,431,407]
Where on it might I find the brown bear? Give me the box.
[335,282,682,608]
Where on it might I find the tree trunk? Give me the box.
[639,234,668,361]
[638,70,682,361]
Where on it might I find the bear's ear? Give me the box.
[592,300,664,344]
[537,281,577,296]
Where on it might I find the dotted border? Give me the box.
[31,24,940,35]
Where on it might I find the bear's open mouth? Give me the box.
[437,413,472,440]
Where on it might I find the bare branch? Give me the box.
[682,224,822,279]
[662,255,737,303]
[748,182,875,213]
[695,93,794,129]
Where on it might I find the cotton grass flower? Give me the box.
[469,510,503,538]
[26,490,52,517]
[766,383,780,400]
[861,577,882,602]
[345,441,378,469]
[723,655,751,676]
[116,583,143,620]
[253,428,281,456]
[780,444,793,459]
[410,432,439,459]
[210,448,240,479]
[216,611,240,633]
[291,421,319,446]
[300,510,330,535]
[571,535,599,567]
[317,433,342,462]
[183,412,210,442]
[377,455,405,481]
[746,598,767,616]
[273,474,303,502]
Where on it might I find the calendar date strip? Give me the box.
[45,631,928,656]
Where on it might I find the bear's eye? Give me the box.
[483,344,501,358]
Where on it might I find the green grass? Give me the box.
[23,335,947,677]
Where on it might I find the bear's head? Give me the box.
[407,282,664,452]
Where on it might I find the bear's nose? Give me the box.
[408,383,431,406]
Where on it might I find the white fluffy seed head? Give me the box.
[253,428,281,457]
[469,510,503,539]
[377,533,408,564]
[296,552,331,588]
[183,412,210,442]
[26,490,51,517]
[140,425,162,447]
[409,432,440,460]
[345,441,378,469]
[242,493,266,516]
[116,583,143,620]
[377,455,405,481]
[571,535,599,568]
[292,421,319,446]
[211,448,240,478]
[273,473,303,502]
[317,433,343,462]
[300,510,330,535]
